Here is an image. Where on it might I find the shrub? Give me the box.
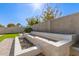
[24,26,32,33]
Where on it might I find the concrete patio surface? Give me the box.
[0,38,14,56]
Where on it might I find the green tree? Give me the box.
[24,26,32,33]
[26,17,40,26]
[0,24,4,27]
[41,5,62,21]
[16,23,21,27]
[7,23,15,27]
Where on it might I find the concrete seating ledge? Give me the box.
[26,34,71,47]
[24,32,77,55]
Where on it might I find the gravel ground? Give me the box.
[19,37,34,49]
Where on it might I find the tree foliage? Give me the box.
[27,17,40,26]
[7,23,15,27]
[41,5,62,21]
[24,26,32,33]
[0,24,4,27]
[16,23,21,27]
[41,6,54,21]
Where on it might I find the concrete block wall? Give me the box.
[32,13,79,34]
[50,16,73,33]
[51,13,79,34]
[32,20,51,32]
[0,27,24,34]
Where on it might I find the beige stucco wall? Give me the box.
[32,20,51,32]
[32,13,79,34]
[51,13,79,34]
[0,27,24,34]
[51,16,73,33]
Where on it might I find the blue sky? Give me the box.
[0,3,79,26]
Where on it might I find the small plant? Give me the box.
[29,43,33,46]
[24,26,32,33]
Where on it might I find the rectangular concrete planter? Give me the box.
[14,37,41,56]
[25,31,77,56]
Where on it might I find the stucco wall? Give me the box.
[32,13,79,34]
[32,20,51,32]
[0,27,24,34]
